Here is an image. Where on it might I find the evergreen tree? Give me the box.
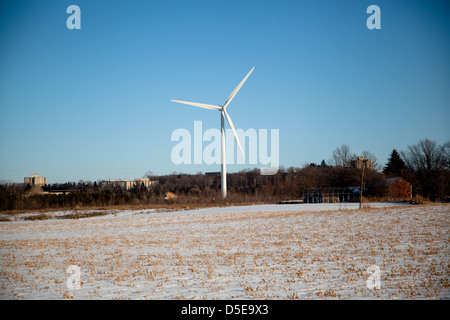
[383,149,406,177]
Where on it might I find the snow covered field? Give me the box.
[0,203,448,299]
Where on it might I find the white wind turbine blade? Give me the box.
[223,67,254,109]
[224,110,245,159]
[170,100,221,110]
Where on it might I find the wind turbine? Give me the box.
[171,67,254,198]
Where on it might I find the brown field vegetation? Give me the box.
[0,203,448,299]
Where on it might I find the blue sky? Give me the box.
[1,0,449,183]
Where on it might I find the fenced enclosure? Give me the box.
[302,188,356,203]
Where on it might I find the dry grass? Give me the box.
[0,204,448,299]
[0,201,270,221]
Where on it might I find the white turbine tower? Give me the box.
[171,67,254,199]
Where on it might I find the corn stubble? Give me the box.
[0,204,448,299]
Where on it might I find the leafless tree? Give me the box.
[329,144,352,167]
[401,138,450,200]
[401,139,448,172]
[361,150,381,172]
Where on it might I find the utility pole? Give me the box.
[360,157,367,209]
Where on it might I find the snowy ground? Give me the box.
[0,203,448,299]
[0,202,412,222]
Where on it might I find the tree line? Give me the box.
[0,138,448,211]
[383,139,449,201]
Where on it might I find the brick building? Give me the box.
[384,177,412,201]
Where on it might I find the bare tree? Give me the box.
[361,150,381,172]
[401,138,450,200]
[401,139,448,172]
[330,144,352,167]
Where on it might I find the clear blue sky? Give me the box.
[1,0,449,183]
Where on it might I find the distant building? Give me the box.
[351,157,373,170]
[103,178,158,190]
[24,174,47,186]
[165,191,178,200]
[134,178,156,189]
[107,179,133,190]
[384,177,412,201]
